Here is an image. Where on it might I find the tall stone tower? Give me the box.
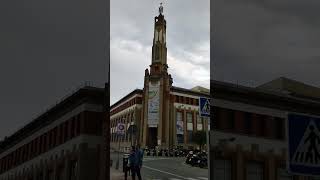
[141,3,173,148]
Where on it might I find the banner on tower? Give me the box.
[148,81,160,127]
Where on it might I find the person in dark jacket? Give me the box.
[128,146,142,180]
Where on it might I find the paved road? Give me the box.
[110,152,208,180]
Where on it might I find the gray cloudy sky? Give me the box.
[212,0,320,87]
[110,0,210,105]
[0,0,108,139]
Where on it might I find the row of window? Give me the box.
[176,131,195,144]
[110,97,142,116]
[176,111,207,131]
[0,160,78,180]
[213,160,291,180]
[0,115,81,174]
[174,95,200,105]
[0,111,102,174]
[213,107,285,140]
[213,159,320,180]
[176,111,207,144]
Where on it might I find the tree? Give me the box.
[192,131,207,150]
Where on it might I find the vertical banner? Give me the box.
[176,120,184,135]
[176,111,184,134]
[148,81,160,127]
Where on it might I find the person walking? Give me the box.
[136,144,144,177]
[128,146,142,180]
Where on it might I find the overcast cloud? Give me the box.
[212,0,320,87]
[111,0,210,105]
[0,0,108,139]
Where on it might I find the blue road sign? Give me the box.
[287,113,320,176]
[199,97,210,117]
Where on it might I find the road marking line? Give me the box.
[185,178,198,180]
[197,177,208,180]
[143,165,188,179]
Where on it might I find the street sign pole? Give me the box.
[199,97,211,179]
[116,134,120,170]
[115,122,125,170]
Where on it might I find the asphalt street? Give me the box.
[110,152,208,180]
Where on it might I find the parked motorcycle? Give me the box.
[151,149,157,156]
[189,152,208,167]
[157,149,163,156]
[169,150,174,157]
[164,149,169,157]
[185,151,194,164]
[146,150,150,156]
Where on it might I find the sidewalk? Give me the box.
[111,167,125,180]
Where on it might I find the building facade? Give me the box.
[0,87,106,180]
[209,79,320,180]
[110,7,210,150]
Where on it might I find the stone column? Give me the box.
[53,158,57,180]
[266,150,276,180]
[172,107,177,148]
[165,92,170,148]
[142,84,149,147]
[77,143,96,180]
[235,145,244,180]
[43,163,48,180]
[77,144,88,180]
[183,109,187,147]
[64,157,70,180]
[158,80,163,147]
[234,111,245,134]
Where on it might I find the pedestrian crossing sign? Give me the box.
[199,97,210,117]
[287,113,320,176]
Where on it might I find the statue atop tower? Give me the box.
[159,3,163,15]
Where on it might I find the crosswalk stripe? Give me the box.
[143,165,187,179]
[197,177,208,180]
[155,177,208,180]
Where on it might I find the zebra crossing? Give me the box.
[146,177,208,180]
